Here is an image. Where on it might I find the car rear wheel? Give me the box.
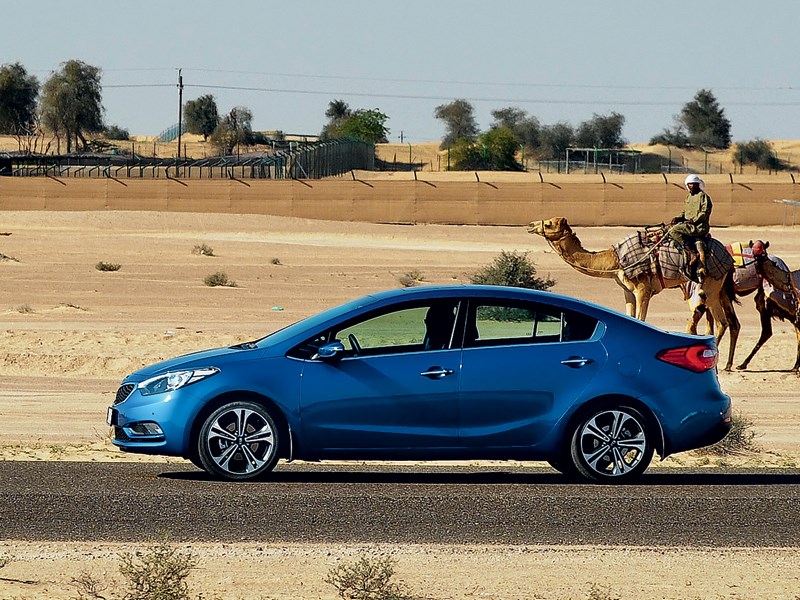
[197,400,280,481]
[547,454,578,478]
[570,405,654,483]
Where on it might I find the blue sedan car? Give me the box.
[107,285,731,483]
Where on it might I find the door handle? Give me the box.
[561,357,593,368]
[420,367,455,379]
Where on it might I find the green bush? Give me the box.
[470,250,555,290]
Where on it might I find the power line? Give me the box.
[182,83,800,108]
[182,67,797,93]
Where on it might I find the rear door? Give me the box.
[458,298,607,447]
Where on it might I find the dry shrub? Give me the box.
[96,261,122,272]
[192,243,215,257]
[694,410,760,456]
[119,541,197,600]
[398,270,425,287]
[204,271,236,287]
[325,554,410,600]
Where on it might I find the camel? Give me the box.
[735,242,800,373]
[528,217,740,371]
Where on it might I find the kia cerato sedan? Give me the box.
[107,285,731,483]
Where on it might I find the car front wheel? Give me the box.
[197,400,280,481]
[570,405,654,483]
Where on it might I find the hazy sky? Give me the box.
[4,0,799,143]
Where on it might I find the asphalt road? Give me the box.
[2,462,800,546]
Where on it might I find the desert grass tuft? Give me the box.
[325,554,410,600]
[118,540,198,600]
[95,261,122,272]
[204,271,236,287]
[693,410,760,456]
[398,270,425,287]
[192,243,215,257]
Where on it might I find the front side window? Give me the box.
[292,300,461,359]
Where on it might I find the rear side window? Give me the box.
[465,300,597,347]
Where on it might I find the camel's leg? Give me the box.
[634,286,653,321]
[623,291,636,318]
[792,323,800,373]
[686,304,714,335]
[705,310,715,336]
[613,276,637,318]
[737,293,772,371]
[702,277,740,372]
[687,304,705,334]
[714,295,740,372]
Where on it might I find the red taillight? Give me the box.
[656,345,718,372]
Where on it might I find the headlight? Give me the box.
[137,367,220,396]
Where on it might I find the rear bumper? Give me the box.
[663,394,732,456]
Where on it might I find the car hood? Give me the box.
[124,344,263,382]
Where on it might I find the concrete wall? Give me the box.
[1,174,798,226]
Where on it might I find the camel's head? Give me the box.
[527,217,572,240]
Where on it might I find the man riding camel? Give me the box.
[669,173,712,279]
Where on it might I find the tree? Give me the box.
[339,108,389,143]
[40,60,104,153]
[184,94,219,141]
[450,127,523,171]
[538,122,575,159]
[680,89,731,149]
[104,124,129,140]
[733,139,783,171]
[574,112,626,148]
[320,99,352,140]
[325,99,351,121]
[0,62,39,137]
[649,119,690,147]
[491,107,541,150]
[210,106,253,155]
[321,102,389,143]
[434,99,479,149]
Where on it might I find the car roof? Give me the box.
[260,283,672,350]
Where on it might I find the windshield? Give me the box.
[252,294,381,348]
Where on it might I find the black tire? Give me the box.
[197,400,280,481]
[546,455,578,478]
[569,405,654,483]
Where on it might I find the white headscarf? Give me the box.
[684,174,705,191]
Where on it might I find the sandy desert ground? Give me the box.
[1,209,800,599]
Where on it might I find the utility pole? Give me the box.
[177,68,183,159]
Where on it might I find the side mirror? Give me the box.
[312,341,346,361]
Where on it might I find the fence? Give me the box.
[1,138,374,180]
[1,172,797,227]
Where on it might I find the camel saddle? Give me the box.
[613,226,733,284]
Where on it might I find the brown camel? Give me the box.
[528,217,740,370]
[735,242,800,372]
